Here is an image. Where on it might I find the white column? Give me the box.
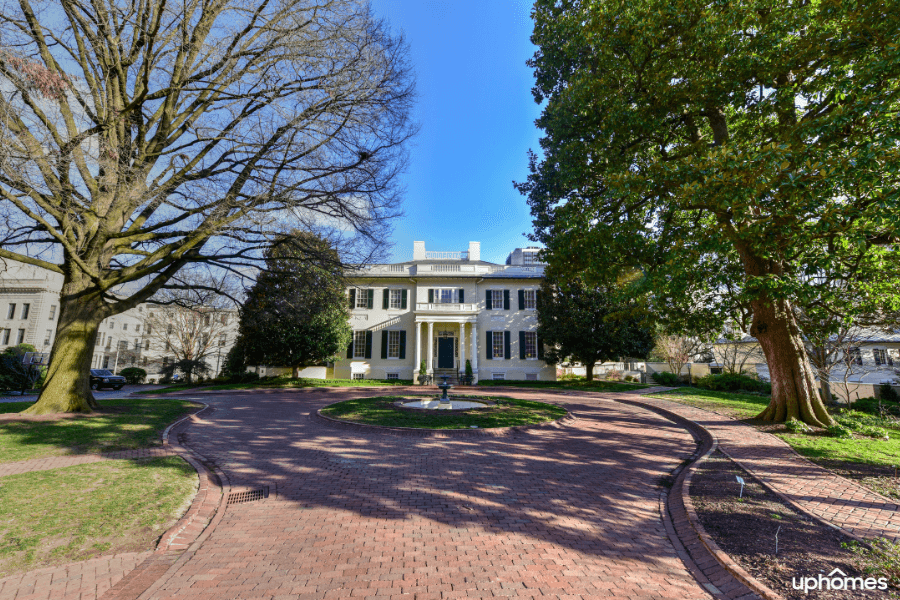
[470,321,478,383]
[414,321,422,381]
[459,323,466,375]
[427,321,434,374]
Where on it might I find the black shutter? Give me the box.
[364,331,373,358]
[399,330,406,359]
[401,290,408,309]
[459,288,464,303]
[536,290,541,308]
[347,336,354,358]
[485,290,492,310]
[486,331,493,359]
[381,330,388,359]
[518,290,525,310]
[383,289,389,309]
[428,289,434,303]
[537,334,544,360]
[349,289,356,309]
[367,289,374,309]
[504,331,511,359]
[519,331,526,359]
[503,290,510,310]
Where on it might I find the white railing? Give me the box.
[425,250,468,260]
[388,264,406,272]
[432,264,461,272]
[416,303,478,312]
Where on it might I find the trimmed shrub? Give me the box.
[119,367,147,384]
[651,371,680,386]
[605,369,623,381]
[695,372,770,394]
[879,384,900,403]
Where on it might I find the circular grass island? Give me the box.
[318,395,568,430]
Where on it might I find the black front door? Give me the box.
[437,337,455,369]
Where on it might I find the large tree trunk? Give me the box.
[23,274,107,415]
[584,360,595,382]
[751,297,835,427]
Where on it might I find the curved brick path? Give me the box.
[138,387,715,600]
[628,392,900,544]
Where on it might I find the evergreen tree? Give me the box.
[238,233,352,377]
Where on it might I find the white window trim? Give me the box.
[492,331,504,358]
[490,289,504,311]
[522,290,537,310]
[523,331,538,360]
[353,331,367,359]
[387,330,401,359]
[389,289,403,310]
[355,289,369,309]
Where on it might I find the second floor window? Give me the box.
[389,289,403,309]
[356,290,369,309]
[490,290,504,310]
[7,304,15,319]
[522,290,536,310]
[21,304,30,319]
[49,305,56,320]
[1,329,9,345]
[874,348,893,366]
[123,323,128,331]
[848,347,863,366]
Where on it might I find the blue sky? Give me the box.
[369,0,543,264]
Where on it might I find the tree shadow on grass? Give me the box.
[0,398,200,463]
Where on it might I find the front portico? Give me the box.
[414,303,478,383]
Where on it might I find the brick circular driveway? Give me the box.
[150,388,713,600]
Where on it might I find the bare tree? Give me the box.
[0,0,416,412]
[712,335,762,375]
[144,304,233,383]
[652,333,709,382]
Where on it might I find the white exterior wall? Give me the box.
[335,244,554,383]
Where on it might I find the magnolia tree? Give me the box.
[0,0,416,413]
[520,0,900,426]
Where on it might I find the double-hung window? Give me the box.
[21,304,30,319]
[49,305,56,320]
[390,289,403,309]
[874,348,893,366]
[356,290,369,309]
[522,290,536,310]
[6,304,15,319]
[387,330,400,358]
[522,331,537,359]
[492,331,504,358]
[490,290,503,310]
[353,331,368,358]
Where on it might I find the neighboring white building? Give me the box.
[335,241,553,383]
[0,260,238,380]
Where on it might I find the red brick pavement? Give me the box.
[0,551,150,600]
[630,392,900,544]
[138,387,716,600]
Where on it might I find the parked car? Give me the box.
[89,369,126,390]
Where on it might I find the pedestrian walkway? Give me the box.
[621,391,900,544]
[0,448,175,477]
[0,551,150,600]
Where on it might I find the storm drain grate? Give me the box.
[227,487,269,505]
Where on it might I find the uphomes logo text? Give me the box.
[792,568,888,594]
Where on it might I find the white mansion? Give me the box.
[333,241,554,383]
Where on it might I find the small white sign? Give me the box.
[736,475,745,498]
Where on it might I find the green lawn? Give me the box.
[0,457,197,577]
[477,378,648,392]
[653,388,900,469]
[0,398,198,463]
[139,377,414,394]
[320,396,568,429]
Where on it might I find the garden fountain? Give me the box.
[397,376,492,410]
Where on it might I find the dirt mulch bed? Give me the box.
[690,451,892,599]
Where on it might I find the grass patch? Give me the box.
[0,456,197,577]
[0,398,198,463]
[0,401,35,415]
[652,387,770,420]
[319,396,567,429]
[139,377,413,394]
[477,378,648,392]
[653,388,900,471]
